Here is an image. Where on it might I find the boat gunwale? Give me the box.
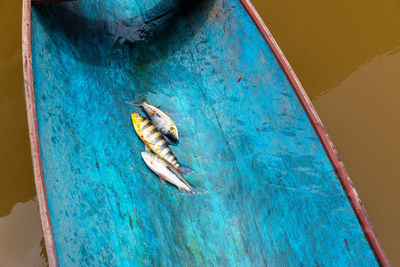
[22,0,388,266]
[22,0,58,266]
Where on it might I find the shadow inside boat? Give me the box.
[33,0,215,67]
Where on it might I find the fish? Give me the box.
[127,100,179,144]
[131,112,193,174]
[141,151,204,194]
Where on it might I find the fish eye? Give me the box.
[134,113,140,118]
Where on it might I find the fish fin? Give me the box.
[163,135,173,145]
[163,133,179,145]
[177,166,194,174]
[188,187,208,195]
[178,187,187,193]
[144,144,151,152]
[159,175,167,183]
[150,110,157,118]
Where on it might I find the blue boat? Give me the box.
[22,0,388,266]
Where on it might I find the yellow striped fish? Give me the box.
[131,112,192,174]
[128,100,179,145]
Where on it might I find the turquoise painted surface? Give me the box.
[30,0,378,265]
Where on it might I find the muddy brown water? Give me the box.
[0,0,398,265]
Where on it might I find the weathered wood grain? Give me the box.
[27,0,380,265]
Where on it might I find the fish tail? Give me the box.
[188,187,208,195]
[126,97,146,107]
[177,165,194,174]
[125,101,142,107]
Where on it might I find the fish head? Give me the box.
[165,126,179,144]
[131,112,144,125]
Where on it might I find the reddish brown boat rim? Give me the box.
[238,0,389,265]
[22,0,58,266]
[22,0,389,266]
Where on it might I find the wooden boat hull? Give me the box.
[22,0,388,266]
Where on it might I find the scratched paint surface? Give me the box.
[30,0,377,265]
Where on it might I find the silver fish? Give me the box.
[128,100,179,144]
[141,152,204,194]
